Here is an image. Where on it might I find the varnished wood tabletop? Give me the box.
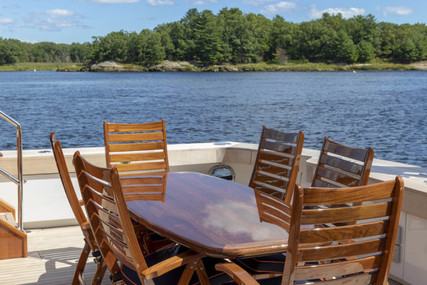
[126,172,289,259]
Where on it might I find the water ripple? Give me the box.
[0,70,426,168]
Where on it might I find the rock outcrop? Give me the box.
[86,60,243,72]
[149,61,199,72]
[89,61,124,72]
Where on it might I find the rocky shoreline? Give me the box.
[83,60,240,72]
[55,60,426,72]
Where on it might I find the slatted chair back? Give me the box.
[49,132,106,284]
[282,177,404,285]
[249,126,304,203]
[255,184,302,234]
[74,151,145,279]
[119,174,167,203]
[104,120,169,177]
[73,152,205,284]
[312,137,374,188]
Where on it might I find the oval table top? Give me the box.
[126,172,289,258]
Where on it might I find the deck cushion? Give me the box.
[234,252,286,275]
[120,245,188,284]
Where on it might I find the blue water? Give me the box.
[0,70,426,167]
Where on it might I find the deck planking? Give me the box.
[0,225,403,285]
[0,226,110,285]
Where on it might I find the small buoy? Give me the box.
[352,70,356,73]
[34,69,36,72]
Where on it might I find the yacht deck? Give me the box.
[0,226,110,284]
[0,226,403,285]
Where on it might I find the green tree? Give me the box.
[145,32,166,64]
[270,16,298,62]
[295,20,335,62]
[0,39,17,65]
[346,14,379,48]
[357,40,374,62]
[2,7,426,66]
[126,32,140,63]
[135,29,165,64]
[70,42,91,62]
[332,30,358,63]
[394,38,419,63]
[193,10,224,63]
[54,44,71,62]
[246,13,272,62]
[157,22,190,60]
[179,8,201,60]
[412,23,427,59]
[218,7,257,63]
[377,22,399,59]
[0,38,29,64]
[30,42,59,62]
[159,30,175,61]
[90,30,130,62]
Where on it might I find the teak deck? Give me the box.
[0,225,402,285]
[0,226,110,285]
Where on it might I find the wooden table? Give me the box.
[126,172,289,259]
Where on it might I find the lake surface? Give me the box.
[0,70,426,167]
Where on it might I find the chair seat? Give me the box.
[234,253,286,275]
[121,245,189,284]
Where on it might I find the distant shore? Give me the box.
[1,60,426,72]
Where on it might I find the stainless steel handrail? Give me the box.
[0,111,24,231]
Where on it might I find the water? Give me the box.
[0,70,426,167]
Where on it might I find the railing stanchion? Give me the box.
[0,111,24,231]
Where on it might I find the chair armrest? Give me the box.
[142,250,205,279]
[215,262,260,285]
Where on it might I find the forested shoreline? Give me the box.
[1,7,426,67]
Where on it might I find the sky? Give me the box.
[0,0,426,44]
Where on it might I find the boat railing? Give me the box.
[0,110,24,231]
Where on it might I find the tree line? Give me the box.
[1,7,426,66]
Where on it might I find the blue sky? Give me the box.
[1,0,426,44]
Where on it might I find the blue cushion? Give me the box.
[234,252,286,275]
[120,245,188,285]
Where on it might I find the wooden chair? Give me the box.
[104,119,169,177]
[73,151,209,285]
[237,137,373,276]
[249,126,304,203]
[49,132,107,285]
[216,176,405,284]
[104,119,175,255]
[312,137,374,188]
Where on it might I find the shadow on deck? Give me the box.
[0,226,403,285]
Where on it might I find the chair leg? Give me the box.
[178,263,196,285]
[91,256,107,285]
[73,241,90,285]
[195,260,210,285]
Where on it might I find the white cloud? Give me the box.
[383,6,413,16]
[261,2,297,15]
[46,9,75,17]
[202,200,286,241]
[88,0,139,3]
[244,0,276,6]
[0,18,15,25]
[146,0,174,6]
[24,9,87,31]
[309,6,365,19]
